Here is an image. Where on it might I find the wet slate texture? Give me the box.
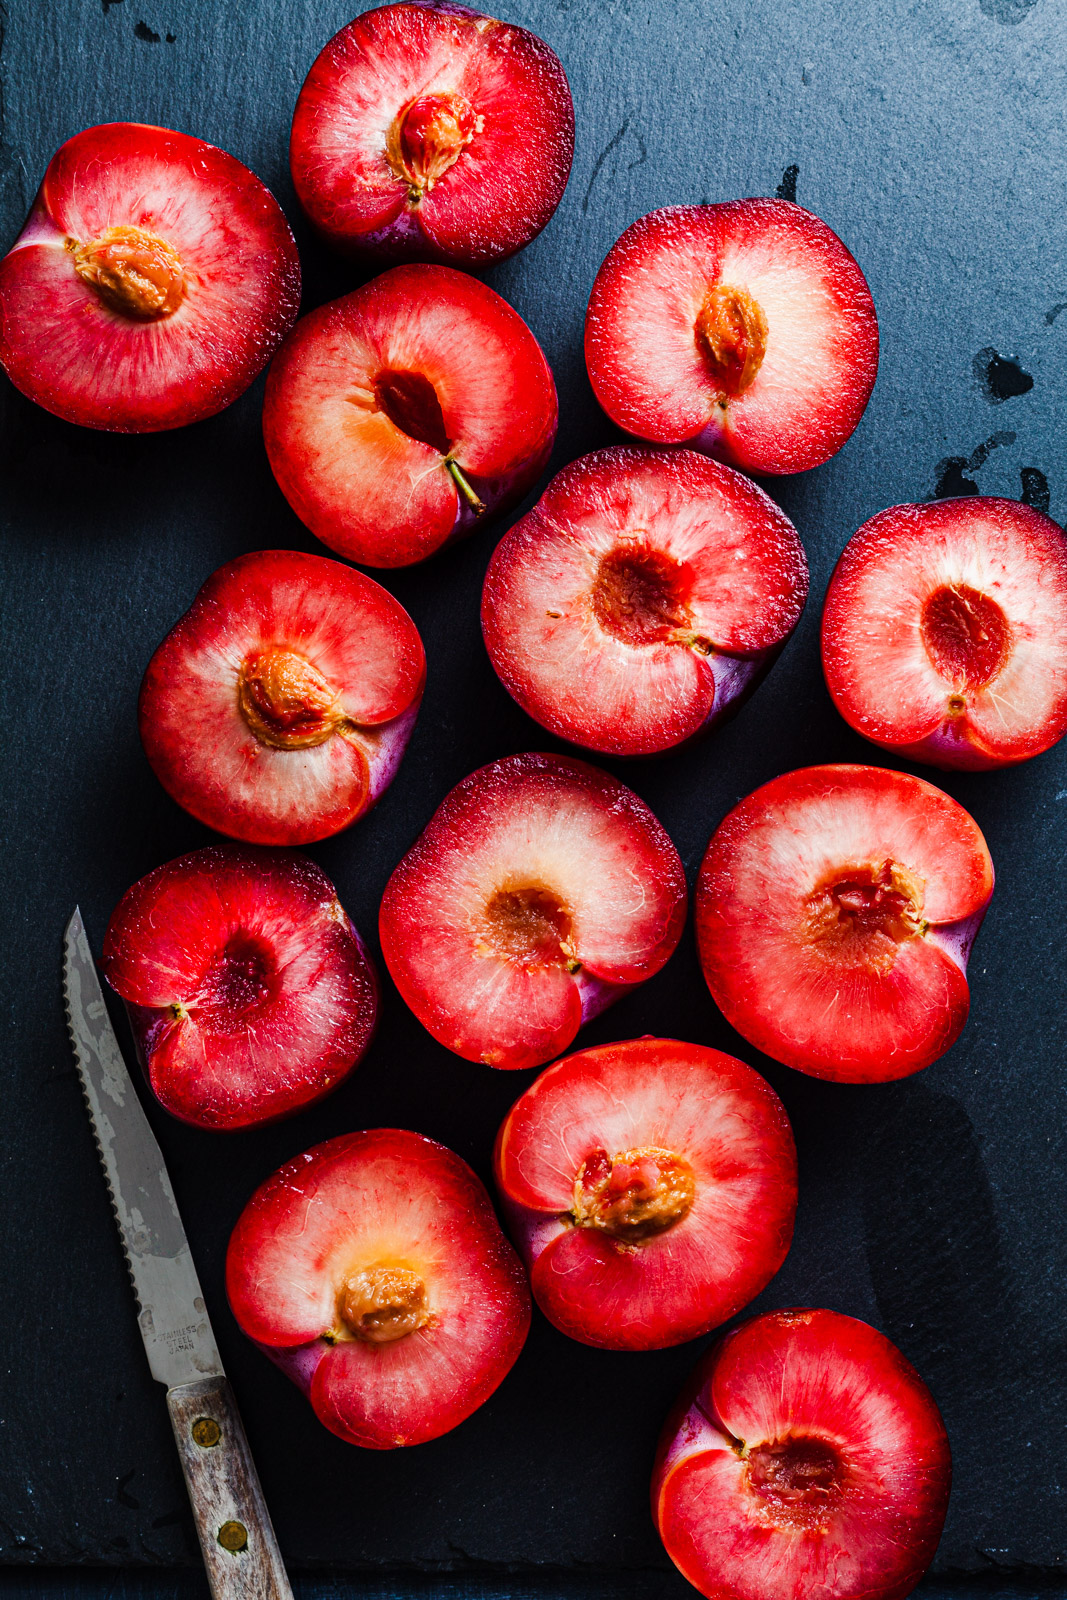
[1,0,1066,1584]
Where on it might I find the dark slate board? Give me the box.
[1,0,1065,1582]
[0,1582,1061,1600]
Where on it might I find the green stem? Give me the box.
[667,628,713,656]
[446,457,486,515]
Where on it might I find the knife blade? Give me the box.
[63,906,222,1388]
[63,907,294,1600]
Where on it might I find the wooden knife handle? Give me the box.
[166,1375,294,1600]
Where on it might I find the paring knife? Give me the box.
[63,908,294,1600]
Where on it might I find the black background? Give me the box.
[1,0,1065,1585]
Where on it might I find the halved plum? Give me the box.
[653,1308,951,1600]
[102,846,377,1130]
[696,765,994,1082]
[822,496,1067,770]
[139,550,425,845]
[290,2,574,267]
[379,753,686,1069]
[226,1128,530,1448]
[262,264,558,567]
[482,446,808,756]
[0,122,300,432]
[585,199,878,476]
[494,1037,797,1350]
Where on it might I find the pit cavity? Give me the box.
[920,582,1012,692]
[238,648,343,750]
[592,542,705,649]
[372,368,484,511]
[479,885,575,969]
[386,91,480,198]
[571,1145,695,1243]
[695,283,768,397]
[807,860,926,970]
[374,368,451,455]
[337,1264,430,1345]
[745,1435,845,1531]
[196,931,274,1027]
[69,224,186,320]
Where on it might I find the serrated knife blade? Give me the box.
[62,906,223,1388]
[62,907,293,1600]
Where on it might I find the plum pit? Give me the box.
[69,224,186,320]
[387,91,480,198]
[238,648,343,749]
[745,1434,845,1530]
[920,582,1011,692]
[572,1145,695,1242]
[337,1264,430,1344]
[696,283,768,397]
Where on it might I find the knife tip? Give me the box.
[64,905,84,942]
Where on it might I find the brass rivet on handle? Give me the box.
[217,1520,248,1553]
[191,1417,221,1448]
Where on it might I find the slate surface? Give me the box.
[0,1583,1064,1600]
[0,1583,1059,1600]
[1,0,1066,1581]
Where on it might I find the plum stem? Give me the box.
[667,627,713,655]
[447,458,485,514]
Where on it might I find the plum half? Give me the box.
[822,496,1067,770]
[290,1,574,267]
[0,122,300,431]
[226,1128,530,1448]
[494,1037,797,1350]
[695,764,994,1082]
[102,846,377,1130]
[482,445,809,756]
[585,199,878,476]
[263,264,558,567]
[139,550,425,845]
[654,1308,951,1600]
[379,753,687,1069]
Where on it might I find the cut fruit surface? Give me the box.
[102,846,376,1130]
[696,765,993,1082]
[482,446,808,755]
[822,497,1067,769]
[653,1308,951,1600]
[226,1128,530,1447]
[379,753,686,1068]
[495,1037,797,1349]
[290,2,574,267]
[585,199,878,475]
[0,123,300,432]
[263,264,557,567]
[139,550,425,845]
